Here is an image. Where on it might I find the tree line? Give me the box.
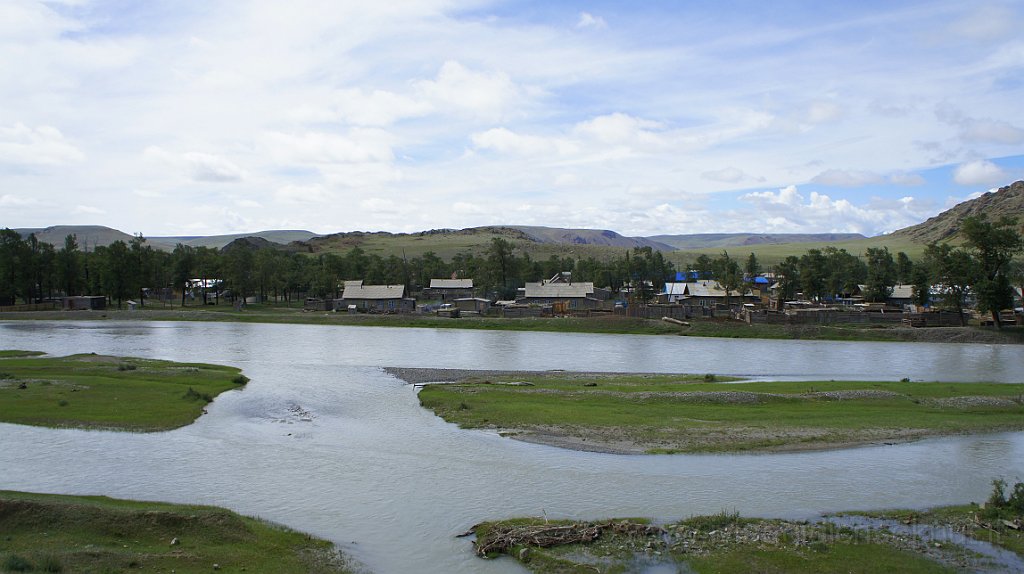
[1,215,1020,325]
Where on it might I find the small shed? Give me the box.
[453,297,491,314]
[304,298,335,312]
[63,296,107,311]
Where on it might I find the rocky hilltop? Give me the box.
[889,180,1024,243]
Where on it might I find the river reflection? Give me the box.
[1,321,1022,573]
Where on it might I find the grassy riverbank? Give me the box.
[470,509,993,573]
[3,305,1022,344]
[0,490,356,574]
[0,352,248,431]
[415,371,1024,453]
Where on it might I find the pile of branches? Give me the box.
[472,520,664,557]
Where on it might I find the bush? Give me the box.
[39,554,63,573]
[703,374,717,382]
[4,555,33,572]
[57,400,69,407]
[982,478,1024,519]
[117,363,137,371]
[183,387,213,403]
[232,375,250,385]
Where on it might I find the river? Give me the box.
[1,321,1022,573]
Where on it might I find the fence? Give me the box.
[0,302,60,313]
[740,308,967,326]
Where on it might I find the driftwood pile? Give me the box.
[472,520,664,557]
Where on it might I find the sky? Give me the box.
[2,0,1024,238]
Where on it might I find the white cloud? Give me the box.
[143,147,245,183]
[73,204,105,215]
[935,104,1024,145]
[953,159,1007,185]
[0,123,84,166]
[958,119,1024,145]
[471,127,574,156]
[949,5,1017,40]
[701,167,764,184]
[805,101,842,124]
[573,113,664,147]
[1,193,42,207]
[274,184,333,204]
[738,185,933,235]
[810,169,883,187]
[413,61,531,122]
[576,12,607,30]
[182,152,245,182]
[888,172,926,186]
[261,130,393,165]
[359,197,402,213]
[289,88,432,127]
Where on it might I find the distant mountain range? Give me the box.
[11,180,1023,254]
[12,227,318,251]
[648,233,866,250]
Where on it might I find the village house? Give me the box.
[518,273,601,310]
[338,282,415,313]
[658,281,758,308]
[424,279,474,301]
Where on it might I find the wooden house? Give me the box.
[425,279,474,301]
[339,283,415,313]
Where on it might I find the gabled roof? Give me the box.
[342,284,405,300]
[430,279,473,289]
[890,284,914,299]
[662,283,689,296]
[686,281,728,298]
[523,281,595,298]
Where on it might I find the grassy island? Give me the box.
[470,480,1024,573]
[0,490,356,574]
[415,371,1024,453]
[0,352,249,431]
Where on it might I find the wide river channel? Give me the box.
[1,321,1023,573]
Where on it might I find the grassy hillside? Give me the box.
[668,235,927,266]
[13,225,142,249]
[156,229,319,250]
[511,225,675,250]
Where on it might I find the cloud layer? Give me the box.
[1,0,1023,236]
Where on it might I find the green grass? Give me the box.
[669,235,926,267]
[419,374,1024,453]
[0,490,355,574]
[0,351,45,358]
[0,352,248,431]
